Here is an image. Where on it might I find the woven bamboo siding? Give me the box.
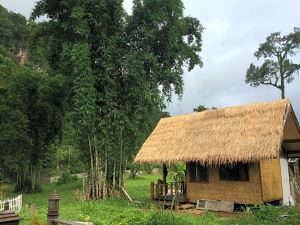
[260,159,283,202]
[186,163,263,204]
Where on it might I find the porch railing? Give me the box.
[150,181,186,200]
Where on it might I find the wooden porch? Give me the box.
[150,181,188,208]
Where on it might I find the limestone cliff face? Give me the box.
[17,49,28,65]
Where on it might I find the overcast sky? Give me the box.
[1,0,300,118]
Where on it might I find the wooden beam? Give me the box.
[52,219,92,225]
[286,150,300,154]
[120,186,132,202]
[287,154,300,158]
[283,139,300,144]
[163,164,168,184]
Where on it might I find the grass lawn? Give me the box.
[2,174,300,225]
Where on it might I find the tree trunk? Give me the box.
[281,86,285,99]
[280,60,285,99]
[68,146,71,172]
[88,134,95,199]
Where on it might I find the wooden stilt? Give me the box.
[163,164,168,184]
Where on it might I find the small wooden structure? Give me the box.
[0,202,20,225]
[135,99,300,207]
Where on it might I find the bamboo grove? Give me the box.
[0,0,203,197]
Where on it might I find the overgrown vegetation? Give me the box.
[0,52,65,192]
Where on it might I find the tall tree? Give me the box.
[10,70,65,192]
[0,49,65,191]
[245,27,300,99]
[31,0,203,198]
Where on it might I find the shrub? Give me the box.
[27,216,46,225]
[14,179,42,193]
[253,204,284,222]
[57,171,77,185]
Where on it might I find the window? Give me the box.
[219,163,249,181]
[189,162,208,182]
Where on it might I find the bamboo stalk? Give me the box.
[88,134,94,199]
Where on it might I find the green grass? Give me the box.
[2,175,300,225]
[125,174,160,201]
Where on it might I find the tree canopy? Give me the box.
[245,27,300,99]
[0,5,29,55]
[0,49,65,191]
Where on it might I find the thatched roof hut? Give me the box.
[134,99,300,165]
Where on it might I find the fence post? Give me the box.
[47,192,60,225]
[0,202,20,225]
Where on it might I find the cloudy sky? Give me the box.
[1,0,300,117]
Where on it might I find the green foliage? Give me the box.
[0,53,17,90]
[0,54,31,185]
[0,47,66,191]
[251,204,297,224]
[56,144,83,174]
[27,216,46,225]
[127,163,157,178]
[193,105,217,112]
[11,70,66,192]
[0,4,29,54]
[57,171,77,185]
[169,162,186,182]
[31,0,204,193]
[127,0,203,100]
[245,27,300,99]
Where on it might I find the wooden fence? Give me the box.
[0,195,22,212]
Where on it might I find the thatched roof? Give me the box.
[134,99,298,165]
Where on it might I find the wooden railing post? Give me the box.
[159,184,163,195]
[47,192,60,225]
[150,182,154,200]
[175,182,178,196]
[0,202,20,225]
[164,183,168,195]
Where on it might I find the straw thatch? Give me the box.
[134,99,293,165]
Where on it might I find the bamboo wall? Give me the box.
[259,159,283,202]
[186,163,263,204]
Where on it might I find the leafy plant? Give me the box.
[169,162,186,182]
[27,216,46,225]
[57,171,77,185]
